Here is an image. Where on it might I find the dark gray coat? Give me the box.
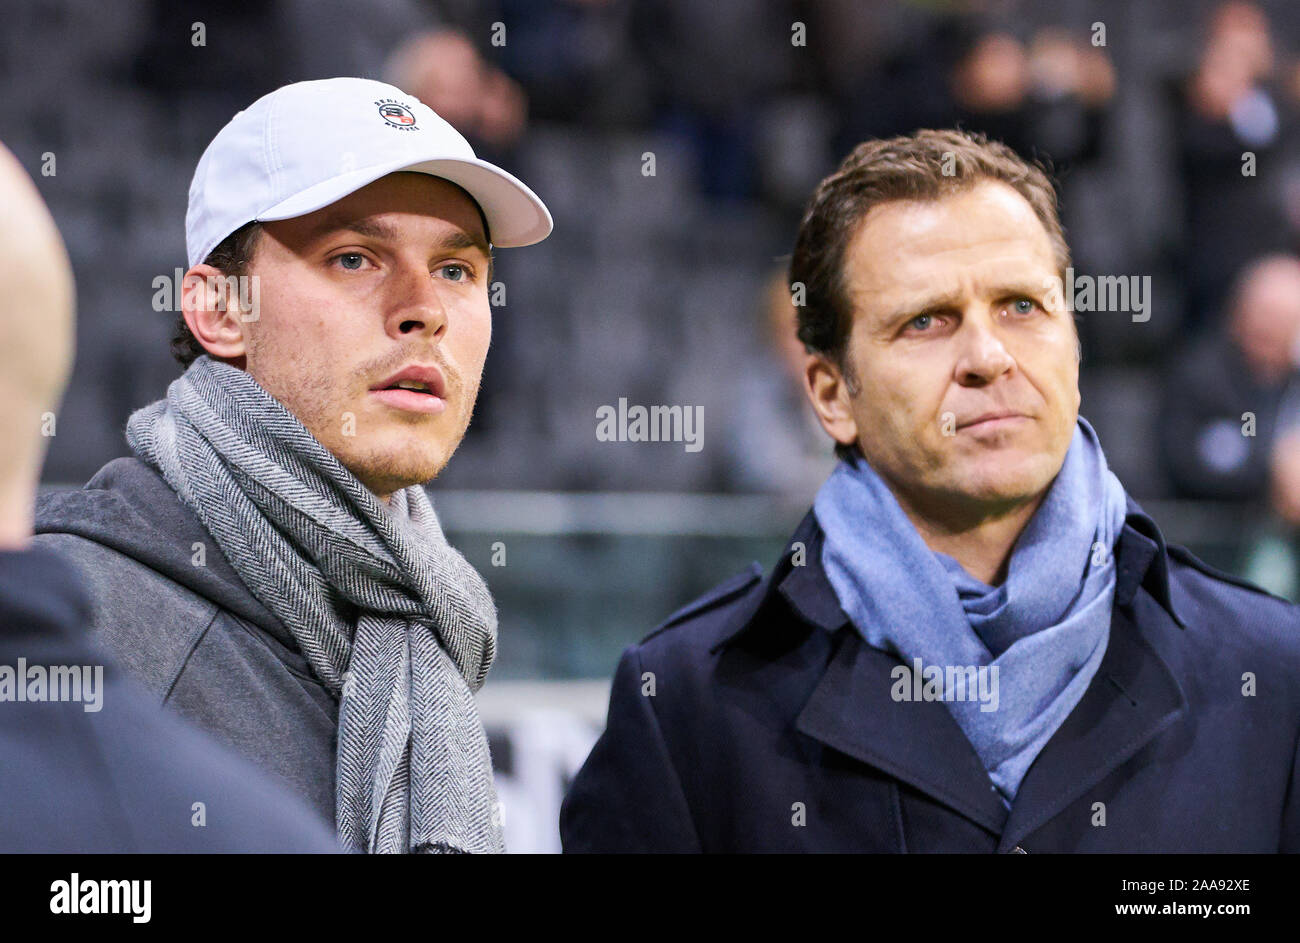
[34,457,338,825]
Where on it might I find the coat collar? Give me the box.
[716,498,1189,845]
[1116,496,1187,628]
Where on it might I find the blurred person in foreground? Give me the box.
[562,129,1300,852]
[0,140,337,852]
[32,78,552,854]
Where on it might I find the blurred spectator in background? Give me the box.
[485,0,652,130]
[1159,253,1300,505]
[950,27,1115,162]
[724,269,835,496]
[1174,1,1295,334]
[829,15,1115,169]
[632,0,796,201]
[385,28,529,153]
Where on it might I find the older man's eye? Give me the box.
[334,253,366,271]
[906,312,948,333]
[438,263,467,282]
[1010,298,1037,315]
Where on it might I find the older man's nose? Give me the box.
[955,319,1016,385]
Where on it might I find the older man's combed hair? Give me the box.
[789,129,1071,371]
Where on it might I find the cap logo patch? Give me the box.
[376,100,417,130]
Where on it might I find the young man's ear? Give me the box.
[181,264,249,360]
[804,352,859,450]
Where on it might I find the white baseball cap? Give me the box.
[185,77,552,268]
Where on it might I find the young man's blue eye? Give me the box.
[441,264,465,281]
[1014,299,1035,314]
[910,314,932,330]
[338,253,364,270]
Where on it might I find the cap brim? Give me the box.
[256,155,552,248]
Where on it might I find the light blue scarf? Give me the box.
[814,417,1127,806]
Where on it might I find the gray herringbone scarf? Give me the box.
[126,355,503,854]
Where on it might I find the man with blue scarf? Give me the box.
[562,129,1300,852]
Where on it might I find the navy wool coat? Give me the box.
[561,501,1300,852]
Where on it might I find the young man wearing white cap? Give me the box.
[33,77,553,854]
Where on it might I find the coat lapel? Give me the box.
[994,527,1188,851]
[765,517,1010,837]
[795,630,1011,836]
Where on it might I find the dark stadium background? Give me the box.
[9,0,1300,849]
